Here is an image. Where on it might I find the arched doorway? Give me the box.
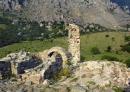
[40,47,71,80]
[47,47,68,63]
[44,52,63,80]
[48,52,63,64]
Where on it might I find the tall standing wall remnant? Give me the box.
[68,24,80,65]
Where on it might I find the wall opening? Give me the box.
[44,52,63,80]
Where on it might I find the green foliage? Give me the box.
[0,39,68,58]
[0,15,67,47]
[81,55,85,62]
[106,46,112,52]
[0,24,7,30]
[121,42,130,53]
[60,67,71,77]
[81,23,109,34]
[91,47,101,55]
[54,67,71,81]
[0,32,130,63]
[0,16,11,24]
[112,86,124,92]
[125,36,130,42]
[124,58,130,67]
[105,34,109,37]
[101,55,119,61]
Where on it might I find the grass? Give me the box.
[0,24,7,30]
[80,32,130,61]
[0,32,130,62]
[0,37,68,58]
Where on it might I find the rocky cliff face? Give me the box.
[1,0,130,28]
[24,0,130,28]
[0,0,27,11]
[24,0,114,27]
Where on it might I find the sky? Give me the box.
[18,0,130,10]
[111,0,130,9]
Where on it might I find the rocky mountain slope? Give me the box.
[1,0,130,28]
[24,0,130,28]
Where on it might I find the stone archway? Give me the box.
[47,47,69,63]
[43,52,63,80]
[38,47,70,64]
[39,47,71,80]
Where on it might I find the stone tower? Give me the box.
[68,24,80,65]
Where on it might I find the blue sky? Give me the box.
[111,0,130,9]
[18,0,130,9]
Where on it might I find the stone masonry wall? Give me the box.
[68,24,80,65]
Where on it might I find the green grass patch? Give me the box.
[0,32,130,63]
[0,24,7,30]
[0,37,67,58]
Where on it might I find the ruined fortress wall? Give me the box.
[68,24,80,65]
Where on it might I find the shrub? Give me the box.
[112,86,124,92]
[124,58,130,67]
[53,67,71,81]
[121,43,130,53]
[101,55,119,61]
[91,47,101,55]
[106,46,112,52]
[125,36,130,42]
[81,55,85,62]
[105,34,109,37]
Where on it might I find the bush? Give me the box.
[91,47,101,55]
[112,86,124,92]
[101,55,119,61]
[53,67,71,81]
[81,55,85,62]
[125,36,130,42]
[105,34,109,37]
[0,18,66,47]
[121,43,130,53]
[124,58,130,67]
[106,46,112,52]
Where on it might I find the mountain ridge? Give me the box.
[1,0,130,29]
[24,0,130,28]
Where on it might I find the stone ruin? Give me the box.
[38,24,81,66]
[0,24,130,92]
[68,24,80,65]
[0,24,81,83]
[0,50,41,79]
[0,24,130,90]
[37,24,81,82]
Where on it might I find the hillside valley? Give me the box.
[0,0,130,92]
